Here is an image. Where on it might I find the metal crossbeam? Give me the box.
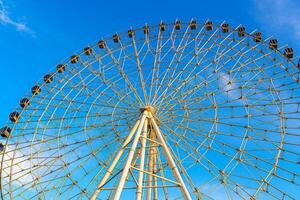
[91,110,192,200]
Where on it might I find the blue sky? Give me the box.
[0,0,300,123]
[0,1,300,199]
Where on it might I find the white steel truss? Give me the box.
[91,108,192,200]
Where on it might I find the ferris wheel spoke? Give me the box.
[161,119,292,184]
[2,131,137,194]
[148,27,176,105]
[161,133,229,189]
[148,25,163,104]
[43,138,118,198]
[5,133,115,186]
[154,57,213,109]
[104,45,144,105]
[130,33,150,105]
[67,65,139,110]
[154,41,254,108]
[4,115,136,144]
[152,22,193,104]
[165,138,205,199]
[159,121,221,175]
[150,25,195,105]
[203,137,300,187]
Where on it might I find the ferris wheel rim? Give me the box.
[0,19,299,200]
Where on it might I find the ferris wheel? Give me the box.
[0,19,300,200]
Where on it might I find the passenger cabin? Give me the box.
[32,85,41,95]
[84,47,93,55]
[253,32,262,42]
[284,48,294,59]
[143,25,149,34]
[113,34,120,43]
[44,74,53,83]
[189,20,197,30]
[175,20,181,30]
[237,27,245,37]
[98,40,106,49]
[128,29,134,38]
[20,98,30,109]
[221,23,229,33]
[0,126,11,138]
[159,22,166,31]
[70,55,79,64]
[205,21,213,31]
[9,112,20,123]
[269,39,278,50]
[57,64,65,73]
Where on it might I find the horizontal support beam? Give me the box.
[131,165,181,186]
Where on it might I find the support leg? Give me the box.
[136,119,148,200]
[149,113,192,200]
[113,113,147,200]
[91,119,141,200]
[153,148,158,200]
[146,129,154,200]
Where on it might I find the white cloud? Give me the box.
[1,145,34,185]
[252,0,300,38]
[218,71,241,100]
[0,0,34,35]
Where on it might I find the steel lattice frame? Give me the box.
[0,19,300,200]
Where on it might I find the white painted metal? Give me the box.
[149,112,192,200]
[113,113,147,200]
[146,129,154,200]
[92,110,192,200]
[90,119,141,200]
[136,119,148,200]
[153,148,158,200]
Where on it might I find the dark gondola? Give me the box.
[32,85,41,95]
[159,22,166,31]
[0,126,11,138]
[269,39,278,50]
[84,47,93,55]
[221,23,229,33]
[189,20,197,30]
[98,40,106,49]
[113,34,120,43]
[20,98,30,109]
[284,48,294,59]
[253,32,262,42]
[237,27,245,37]
[128,29,134,38]
[9,112,20,123]
[175,20,181,30]
[70,55,79,64]
[44,74,53,83]
[205,21,213,31]
[57,64,65,73]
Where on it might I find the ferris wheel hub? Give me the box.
[139,106,156,115]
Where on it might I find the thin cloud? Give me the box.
[252,0,300,38]
[0,0,34,35]
[218,71,241,100]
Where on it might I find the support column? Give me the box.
[113,113,147,200]
[153,148,158,200]
[149,113,192,200]
[146,128,155,200]
[136,119,148,200]
[91,119,141,200]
